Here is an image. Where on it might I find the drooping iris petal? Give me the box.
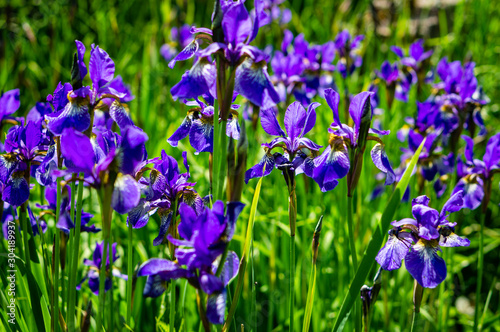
[214,251,240,286]
[89,45,115,89]
[234,58,280,109]
[439,229,470,248]
[452,178,484,210]
[171,59,216,100]
[60,128,95,175]
[462,135,475,165]
[127,199,152,229]
[119,125,148,175]
[168,40,200,69]
[244,153,275,183]
[0,154,19,183]
[206,290,227,325]
[371,143,396,185]
[405,240,447,288]
[153,211,173,246]
[312,143,349,192]
[46,100,91,135]
[3,175,30,207]
[199,272,224,295]
[376,231,411,270]
[109,101,134,129]
[189,118,214,153]
[111,173,141,214]
[143,275,167,298]
[168,116,192,147]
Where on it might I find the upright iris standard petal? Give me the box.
[371,143,396,185]
[260,108,285,137]
[48,82,73,113]
[89,45,115,89]
[284,101,307,141]
[405,239,447,288]
[75,40,88,80]
[222,0,252,46]
[0,89,20,119]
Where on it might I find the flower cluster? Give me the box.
[137,201,244,324]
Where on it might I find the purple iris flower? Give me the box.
[46,41,134,136]
[137,200,244,324]
[391,39,433,72]
[270,30,336,104]
[374,60,413,105]
[168,0,280,109]
[77,241,127,295]
[431,59,487,143]
[334,29,364,78]
[36,184,99,234]
[167,96,240,154]
[451,134,500,210]
[253,0,292,27]
[313,88,395,193]
[59,125,148,214]
[1,119,51,206]
[245,101,322,183]
[160,24,194,62]
[127,150,209,246]
[399,129,453,185]
[376,192,469,288]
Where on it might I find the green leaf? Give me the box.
[222,177,263,332]
[331,138,426,332]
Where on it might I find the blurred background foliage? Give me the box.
[1,0,500,331]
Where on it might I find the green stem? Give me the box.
[67,174,85,331]
[287,177,297,332]
[127,219,134,326]
[473,209,487,332]
[347,195,358,269]
[347,195,360,332]
[410,310,419,332]
[53,178,62,332]
[108,231,114,332]
[289,234,295,332]
[170,280,176,331]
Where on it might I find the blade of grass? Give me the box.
[331,138,426,332]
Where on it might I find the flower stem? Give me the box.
[347,195,361,332]
[67,174,85,331]
[347,195,357,269]
[127,218,134,326]
[287,174,297,332]
[473,208,487,332]
[196,289,210,332]
[170,280,176,331]
[52,178,62,332]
